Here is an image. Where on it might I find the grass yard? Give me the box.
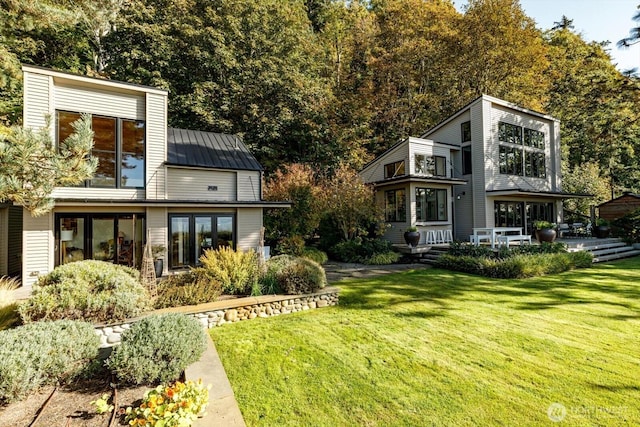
[210,257,640,426]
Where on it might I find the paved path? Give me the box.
[324,261,431,283]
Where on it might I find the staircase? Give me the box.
[565,238,640,263]
[418,246,449,265]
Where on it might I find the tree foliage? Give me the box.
[0,114,96,216]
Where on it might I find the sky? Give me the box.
[455,0,640,72]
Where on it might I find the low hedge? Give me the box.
[19,260,150,323]
[0,320,99,403]
[262,255,327,295]
[106,314,207,385]
[154,269,223,309]
[436,251,593,279]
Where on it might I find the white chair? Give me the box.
[443,229,453,243]
[425,230,437,245]
[435,229,444,244]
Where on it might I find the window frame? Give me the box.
[56,110,146,189]
[461,121,471,143]
[384,160,406,179]
[414,154,446,177]
[416,187,448,222]
[384,189,406,222]
[462,145,472,175]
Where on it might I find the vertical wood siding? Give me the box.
[23,212,53,287]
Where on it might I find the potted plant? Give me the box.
[151,245,166,277]
[533,220,557,243]
[593,218,611,238]
[403,226,421,247]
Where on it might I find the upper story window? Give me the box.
[57,111,145,188]
[415,154,446,177]
[384,160,405,179]
[498,122,522,145]
[498,121,546,179]
[461,121,471,142]
[462,146,472,175]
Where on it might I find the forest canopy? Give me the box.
[1,0,639,203]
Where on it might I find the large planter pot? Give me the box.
[535,228,557,243]
[403,231,421,247]
[154,258,164,278]
[593,225,611,239]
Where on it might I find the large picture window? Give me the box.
[498,121,546,178]
[498,122,522,145]
[169,214,235,269]
[385,189,406,222]
[416,188,448,221]
[57,111,145,188]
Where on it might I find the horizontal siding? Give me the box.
[55,84,144,119]
[236,208,262,250]
[23,72,51,130]
[146,93,167,200]
[7,206,22,276]
[52,187,144,200]
[360,142,409,183]
[237,171,261,201]
[167,169,236,201]
[425,110,469,147]
[147,207,168,274]
[23,212,54,287]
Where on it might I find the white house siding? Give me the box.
[425,111,469,149]
[166,168,236,201]
[55,83,144,119]
[146,93,167,200]
[23,212,54,288]
[236,208,263,250]
[23,72,51,130]
[147,207,168,275]
[237,171,261,201]
[407,139,451,177]
[360,142,408,183]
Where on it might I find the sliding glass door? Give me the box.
[169,214,235,269]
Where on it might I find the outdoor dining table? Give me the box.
[472,227,524,249]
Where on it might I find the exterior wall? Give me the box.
[166,168,236,200]
[378,183,411,243]
[474,100,490,228]
[146,93,167,200]
[425,110,469,149]
[236,208,263,250]
[55,83,144,118]
[360,142,409,183]
[147,207,168,275]
[407,138,452,178]
[23,212,54,287]
[23,72,50,130]
[237,171,261,201]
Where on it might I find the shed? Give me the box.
[598,193,640,221]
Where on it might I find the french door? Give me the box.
[169,214,235,269]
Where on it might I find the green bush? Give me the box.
[19,260,150,323]
[302,247,328,265]
[106,314,207,385]
[277,235,305,256]
[262,255,326,295]
[330,237,394,263]
[437,251,592,279]
[154,269,223,309]
[0,320,98,403]
[199,247,259,295]
[364,251,401,265]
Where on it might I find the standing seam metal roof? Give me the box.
[167,128,263,171]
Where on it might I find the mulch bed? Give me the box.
[0,377,152,427]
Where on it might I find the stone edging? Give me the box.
[94,286,340,347]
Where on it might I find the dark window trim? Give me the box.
[56,110,146,189]
[461,121,471,143]
[462,145,472,175]
[384,160,406,179]
[416,187,448,222]
[384,189,406,222]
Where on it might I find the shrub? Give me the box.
[364,251,401,265]
[0,276,20,330]
[0,320,98,403]
[154,269,223,309]
[263,255,326,295]
[106,314,207,385]
[330,237,395,263]
[125,380,210,427]
[199,247,259,295]
[19,260,150,323]
[277,235,305,256]
[302,247,328,265]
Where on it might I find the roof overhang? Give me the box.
[485,189,592,199]
[371,176,467,187]
[53,199,291,208]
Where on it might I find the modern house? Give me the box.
[9,65,287,288]
[361,95,584,244]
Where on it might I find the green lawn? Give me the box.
[210,258,640,426]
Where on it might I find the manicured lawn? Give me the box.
[210,258,640,426]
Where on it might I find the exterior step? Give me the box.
[567,242,628,252]
[593,250,640,263]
